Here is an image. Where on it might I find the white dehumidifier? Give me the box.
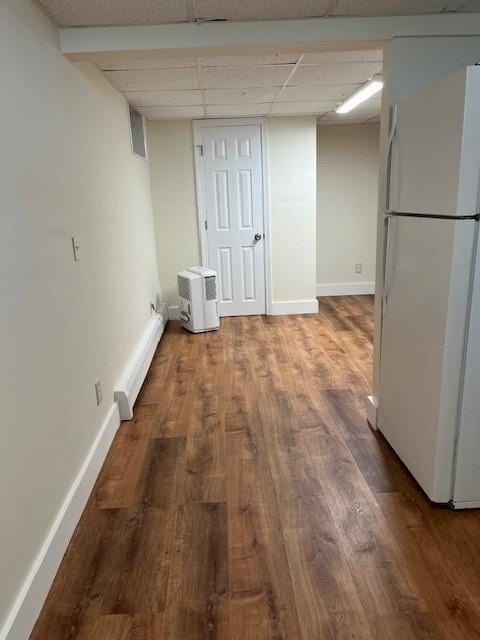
[177,266,219,333]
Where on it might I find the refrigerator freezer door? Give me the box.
[389,66,480,217]
[453,227,480,508]
[378,217,475,502]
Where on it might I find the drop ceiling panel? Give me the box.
[38,0,190,26]
[279,83,361,102]
[37,0,478,25]
[270,101,337,115]
[136,105,205,119]
[206,104,269,116]
[331,0,449,16]
[204,88,278,104]
[202,65,293,89]
[301,50,383,64]
[319,110,380,124]
[290,61,382,85]
[357,95,382,111]
[103,68,199,92]
[199,54,300,67]
[90,49,384,122]
[98,58,197,71]
[192,0,331,21]
[459,0,480,10]
[125,90,203,106]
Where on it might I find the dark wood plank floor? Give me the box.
[31,296,480,639]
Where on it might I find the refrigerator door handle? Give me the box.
[384,102,398,214]
[382,104,398,319]
[382,214,393,317]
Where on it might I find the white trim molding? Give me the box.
[192,118,273,316]
[316,282,375,297]
[452,500,480,510]
[1,312,170,640]
[270,299,319,316]
[0,404,121,640]
[114,311,167,420]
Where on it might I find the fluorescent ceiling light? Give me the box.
[335,75,383,114]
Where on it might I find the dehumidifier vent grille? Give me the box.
[205,276,216,301]
[178,275,191,301]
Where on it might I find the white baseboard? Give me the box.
[316,282,375,297]
[168,305,180,320]
[270,299,319,316]
[366,395,378,430]
[452,500,480,509]
[0,403,121,640]
[114,312,167,420]
[172,300,320,318]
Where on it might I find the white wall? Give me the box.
[316,123,379,295]
[146,116,318,313]
[0,0,160,633]
[268,117,318,308]
[147,120,201,308]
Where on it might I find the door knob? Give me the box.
[254,233,262,241]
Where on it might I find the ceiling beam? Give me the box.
[59,13,480,62]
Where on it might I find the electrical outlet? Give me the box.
[94,378,103,406]
[72,237,80,262]
[355,263,363,274]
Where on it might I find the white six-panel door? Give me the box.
[196,122,266,316]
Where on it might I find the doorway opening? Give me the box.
[193,118,270,317]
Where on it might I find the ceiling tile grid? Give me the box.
[270,100,338,115]
[319,110,380,124]
[279,83,362,102]
[39,0,478,25]
[124,90,203,106]
[38,0,191,26]
[201,65,295,89]
[136,105,205,118]
[290,61,382,86]
[36,0,479,124]
[96,50,385,123]
[206,104,269,116]
[204,87,279,104]
[458,0,480,10]
[104,67,199,92]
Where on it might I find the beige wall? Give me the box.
[147,120,201,307]
[317,123,379,289]
[147,116,317,310]
[0,0,160,630]
[268,116,318,303]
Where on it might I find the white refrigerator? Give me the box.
[378,65,480,509]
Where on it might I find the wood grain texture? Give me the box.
[31,296,480,639]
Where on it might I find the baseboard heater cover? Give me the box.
[114,311,167,420]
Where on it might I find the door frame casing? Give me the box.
[192,117,272,316]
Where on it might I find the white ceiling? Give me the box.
[36,0,479,123]
[38,0,480,26]
[98,50,383,123]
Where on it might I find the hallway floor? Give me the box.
[31,296,480,639]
